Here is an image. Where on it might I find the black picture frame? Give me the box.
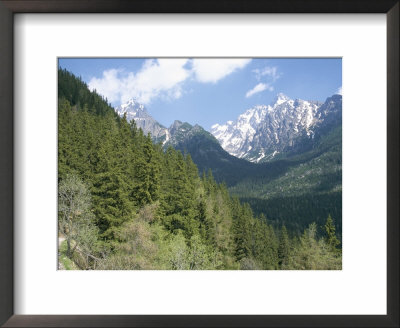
[0,1,398,327]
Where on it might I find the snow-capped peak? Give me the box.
[117,98,146,117]
[273,93,291,106]
[115,98,169,142]
[211,93,341,163]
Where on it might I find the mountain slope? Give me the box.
[167,95,342,233]
[211,93,341,163]
[115,95,342,234]
[116,99,169,143]
[183,119,342,233]
[114,101,256,184]
[232,123,342,233]
[164,120,258,185]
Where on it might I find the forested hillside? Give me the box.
[58,68,341,270]
[169,120,342,235]
[230,124,342,235]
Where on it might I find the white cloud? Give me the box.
[88,59,190,105]
[191,58,251,83]
[245,83,273,98]
[245,66,281,98]
[253,66,281,82]
[336,86,342,95]
[88,58,251,105]
[88,69,123,103]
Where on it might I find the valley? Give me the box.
[115,93,342,235]
[57,62,342,270]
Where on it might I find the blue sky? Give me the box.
[59,58,341,131]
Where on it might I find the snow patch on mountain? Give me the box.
[115,98,169,143]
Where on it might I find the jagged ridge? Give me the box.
[211,93,341,163]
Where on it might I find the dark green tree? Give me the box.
[278,225,290,268]
[324,215,340,251]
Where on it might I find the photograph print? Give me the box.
[58,58,342,270]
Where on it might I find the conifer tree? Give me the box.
[278,225,290,267]
[324,215,340,251]
[91,118,135,239]
[196,197,208,240]
[133,133,160,206]
[233,201,253,262]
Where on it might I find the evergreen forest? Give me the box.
[58,68,342,270]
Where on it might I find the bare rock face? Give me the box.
[116,99,169,143]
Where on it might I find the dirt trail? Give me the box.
[58,235,66,270]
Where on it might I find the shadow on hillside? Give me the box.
[240,192,342,237]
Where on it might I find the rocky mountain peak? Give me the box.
[211,93,341,163]
[171,120,183,129]
[273,92,291,105]
[115,99,168,143]
[116,93,341,164]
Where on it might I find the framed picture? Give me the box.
[0,0,398,327]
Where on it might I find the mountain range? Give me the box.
[116,93,341,164]
[115,93,342,233]
[211,93,342,162]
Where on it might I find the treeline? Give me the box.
[58,68,341,270]
[241,193,342,236]
[58,69,116,117]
